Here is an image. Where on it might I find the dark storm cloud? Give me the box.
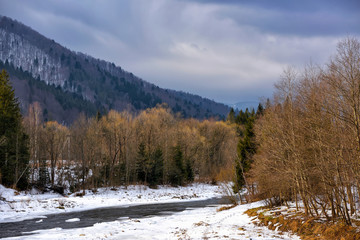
[0,0,359,104]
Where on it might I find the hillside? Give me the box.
[0,16,229,123]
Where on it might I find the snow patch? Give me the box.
[65,218,80,223]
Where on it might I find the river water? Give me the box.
[0,197,230,238]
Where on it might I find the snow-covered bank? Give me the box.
[3,202,300,240]
[1,184,301,239]
[0,183,222,223]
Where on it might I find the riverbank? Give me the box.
[0,183,222,223]
[0,184,302,239]
[2,201,300,240]
[245,206,360,240]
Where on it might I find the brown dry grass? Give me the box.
[245,207,360,240]
[216,204,237,212]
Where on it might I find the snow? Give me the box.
[0,183,222,223]
[0,184,300,239]
[2,202,300,240]
[64,218,80,223]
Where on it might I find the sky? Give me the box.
[0,0,359,104]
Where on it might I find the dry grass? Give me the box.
[245,207,360,240]
[216,204,237,212]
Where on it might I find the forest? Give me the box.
[1,65,261,195]
[247,37,360,225]
[1,100,240,193]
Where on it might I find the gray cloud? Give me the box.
[183,0,360,14]
[183,0,360,36]
[0,0,359,104]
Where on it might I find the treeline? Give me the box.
[23,103,237,192]
[250,37,360,225]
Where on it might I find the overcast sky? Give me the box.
[1,0,359,104]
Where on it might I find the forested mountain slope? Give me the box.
[0,16,229,123]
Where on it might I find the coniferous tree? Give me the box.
[227,108,236,123]
[136,142,147,183]
[236,110,246,125]
[245,108,250,117]
[184,158,194,182]
[0,70,29,189]
[256,103,264,117]
[233,115,256,193]
[149,148,164,187]
[169,145,184,186]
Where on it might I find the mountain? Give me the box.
[0,16,230,123]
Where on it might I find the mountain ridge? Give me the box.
[0,16,230,123]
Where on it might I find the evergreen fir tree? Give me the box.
[256,103,264,117]
[149,148,164,187]
[0,70,29,189]
[184,158,194,182]
[233,115,256,193]
[169,145,184,186]
[135,142,147,183]
[236,110,246,125]
[244,108,250,118]
[227,108,236,123]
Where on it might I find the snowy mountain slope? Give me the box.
[0,16,230,123]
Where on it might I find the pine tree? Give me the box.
[136,142,147,183]
[149,148,164,187]
[236,110,246,125]
[169,145,184,186]
[0,70,29,189]
[227,108,236,123]
[256,103,264,117]
[233,115,256,193]
[184,158,194,182]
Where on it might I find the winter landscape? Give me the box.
[0,183,300,239]
[1,1,360,239]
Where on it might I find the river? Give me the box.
[0,197,230,238]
